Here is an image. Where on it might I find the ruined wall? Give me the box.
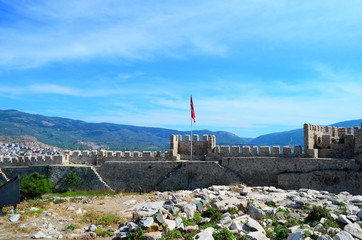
[304,123,358,159]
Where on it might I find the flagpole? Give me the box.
[191,114,193,161]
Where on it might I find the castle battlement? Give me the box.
[0,154,66,167]
[2,123,362,167]
[169,134,303,160]
[304,123,362,159]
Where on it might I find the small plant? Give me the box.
[127,228,146,240]
[227,207,238,214]
[212,227,236,240]
[66,224,79,230]
[277,207,289,215]
[265,225,289,240]
[95,228,114,237]
[305,206,329,223]
[20,172,53,200]
[162,229,183,239]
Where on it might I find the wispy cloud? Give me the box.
[1,1,362,68]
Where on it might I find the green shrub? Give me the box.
[66,224,79,230]
[305,206,329,223]
[65,172,79,188]
[266,225,289,240]
[201,207,223,223]
[213,227,236,240]
[20,172,53,200]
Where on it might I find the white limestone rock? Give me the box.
[317,235,333,240]
[164,219,176,231]
[193,227,214,240]
[344,223,362,239]
[88,224,97,232]
[9,214,20,222]
[139,217,154,228]
[175,217,184,230]
[246,231,269,240]
[337,215,352,225]
[287,230,304,240]
[247,204,266,219]
[333,231,354,240]
[31,231,47,239]
[236,215,265,234]
[183,203,197,219]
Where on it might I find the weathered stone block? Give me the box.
[272,146,280,155]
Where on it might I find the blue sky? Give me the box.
[1,0,362,138]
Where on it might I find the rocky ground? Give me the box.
[1,185,362,239]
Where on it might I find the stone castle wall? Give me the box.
[0,155,66,167]
[170,134,303,160]
[304,123,360,159]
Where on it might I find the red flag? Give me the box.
[190,96,196,123]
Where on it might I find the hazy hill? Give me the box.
[251,120,362,146]
[0,110,250,151]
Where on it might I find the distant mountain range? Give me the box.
[0,110,250,151]
[0,109,361,150]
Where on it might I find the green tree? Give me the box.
[20,172,53,199]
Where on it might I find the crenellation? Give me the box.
[260,146,270,156]
[202,135,208,141]
[283,146,291,155]
[272,146,280,155]
[242,146,251,155]
[232,146,240,154]
[185,135,190,141]
[221,145,230,154]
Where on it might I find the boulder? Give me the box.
[194,227,215,240]
[317,235,333,240]
[139,217,154,228]
[183,203,197,219]
[344,223,362,239]
[333,231,354,240]
[246,231,269,240]
[142,231,162,240]
[9,214,20,222]
[247,204,266,219]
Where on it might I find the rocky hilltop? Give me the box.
[3,185,362,239]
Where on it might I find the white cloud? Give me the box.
[1,0,362,67]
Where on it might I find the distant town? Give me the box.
[0,142,63,158]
